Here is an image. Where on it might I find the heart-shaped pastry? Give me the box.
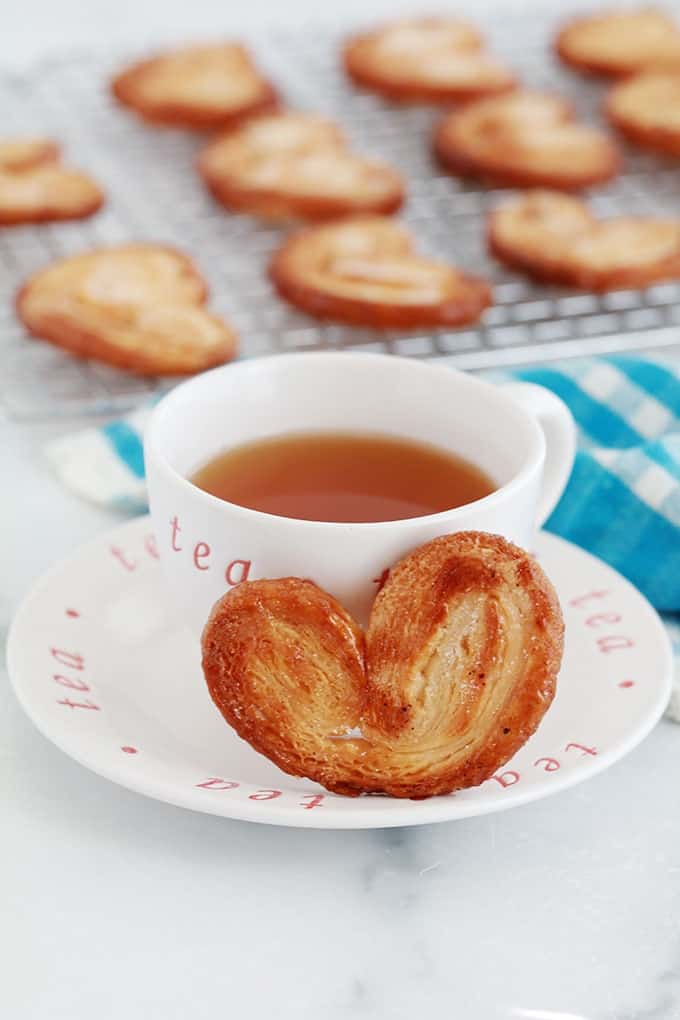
[343,16,515,103]
[556,9,680,77]
[607,70,680,156]
[269,216,492,328]
[198,111,404,221]
[0,137,103,226]
[202,532,564,799]
[434,92,620,191]
[111,43,278,130]
[17,244,237,375]
[0,138,59,173]
[488,190,680,291]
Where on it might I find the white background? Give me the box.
[2,0,583,66]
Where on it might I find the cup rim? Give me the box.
[144,352,545,531]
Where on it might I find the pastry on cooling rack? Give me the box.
[433,91,620,190]
[198,111,405,221]
[16,245,237,375]
[487,190,680,291]
[269,216,492,328]
[556,9,680,77]
[111,43,278,130]
[202,531,564,799]
[343,16,516,103]
[0,138,59,172]
[0,137,103,226]
[606,70,680,156]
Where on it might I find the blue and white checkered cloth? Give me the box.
[45,355,680,720]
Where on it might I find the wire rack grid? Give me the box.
[2,15,680,420]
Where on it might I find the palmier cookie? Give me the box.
[269,217,492,328]
[202,531,564,799]
[111,43,278,130]
[556,9,680,77]
[488,190,680,291]
[343,16,515,103]
[198,111,404,221]
[0,138,103,226]
[606,70,680,155]
[17,245,237,375]
[0,138,59,172]
[434,91,620,190]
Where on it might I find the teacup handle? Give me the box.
[501,381,577,528]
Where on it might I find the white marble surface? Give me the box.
[4,414,680,1020]
[3,1,680,1017]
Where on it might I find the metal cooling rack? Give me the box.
[2,15,680,420]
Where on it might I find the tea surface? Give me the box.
[191,431,496,523]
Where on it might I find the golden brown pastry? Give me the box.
[0,138,103,226]
[556,9,680,77]
[198,111,405,221]
[269,216,492,328]
[17,245,237,375]
[488,190,680,291]
[606,70,680,155]
[434,91,621,190]
[202,531,564,799]
[343,16,515,103]
[111,43,278,130]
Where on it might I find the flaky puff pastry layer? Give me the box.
[556,9,680,77]
[0,137,103,226]
[202,532,564,799]
[111,43,278,130]
[198,111,404,221]
[434,92,620,191]
[607,70,680,155]
[269,216,492,328]
[17,245,237,375]
[488,190,680,291]
[343,17,515,104]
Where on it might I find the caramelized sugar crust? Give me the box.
[202,531,564,798]
[111,43,278,129]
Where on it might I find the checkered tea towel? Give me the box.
[45,355,680,720]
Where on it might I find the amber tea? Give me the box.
[190,431,496,524]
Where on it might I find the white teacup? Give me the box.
[145,352,575,633]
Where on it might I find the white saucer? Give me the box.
[7,516,672,829]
